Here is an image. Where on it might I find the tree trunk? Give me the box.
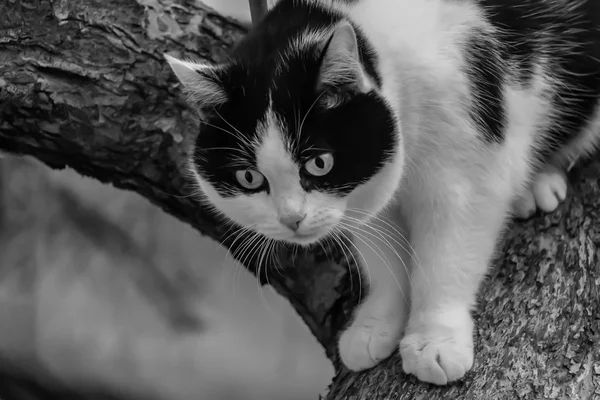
[0,1,598,399]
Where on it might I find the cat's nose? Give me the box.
[279,212,306,231]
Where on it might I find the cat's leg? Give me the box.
[398,183,511,385]
[338,207,411,371]
[513,161,568,219]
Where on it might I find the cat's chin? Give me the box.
[269,231,331,247]
[290,233,325,246]
[272,233,321,247]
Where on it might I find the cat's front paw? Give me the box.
[399,310,474,385]
[514,163,567,219]
[338,315,403,371]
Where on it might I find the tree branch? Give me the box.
[249,0,269,26]
[0,1,598,399]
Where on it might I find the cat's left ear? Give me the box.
[316,21,373,105]
[164,54,228,114]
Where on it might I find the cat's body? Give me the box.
[166,0,600,385]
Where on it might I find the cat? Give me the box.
[165,0,600,385]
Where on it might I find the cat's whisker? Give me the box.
[221,224,245,253]
[242,231,266,267]
[148,181,203,200]
[297,91,326,140]
[149,177,203,200]
[252,236,267,309]
[293,101,302,150]
[346,229,408,304]
[318,236,332,261]
[269,240,280,276]
[221,223,252,246]
[345,208,426,276]
[224,225,261,293]
[155,190,201,200]
[221,160,253,169]
[202,146,249,154]
[256,237,276,315]
[200,119,254,151]
[228,227,256,262]
[341,229,364,296]
[229,233,257,298]
[341,214,417,288]
[228,228,256,298]
[232,230,260,270]
[202,147,248,157]
[343,216,414,286]
[201,147,253,164]
[290,244,299,266]
[235,232,267,301]
[322,231,360,295]
[329,228,361,300]
[302,146,330,153]
[333,227,368,301]
[268,239,283,276]
[212,109,255,150]
[339,222,407,302]
[346,214,434,293]
[345,208,411,249]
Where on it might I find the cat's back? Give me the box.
[474,0,600,153]
[237,0,600,155]
[341,0,600,154]
[473,0,600,79]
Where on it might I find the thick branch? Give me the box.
[0,1,598,399]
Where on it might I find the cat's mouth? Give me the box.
[278,230,329,247]
[261,223,340,247]
[287,221,344,246]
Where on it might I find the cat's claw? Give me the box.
[338,316,402,371]
[399,313,474,385]
[514,163,568,219]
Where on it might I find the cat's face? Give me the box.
[167,21,403,246]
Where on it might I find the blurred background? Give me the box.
[0,3,334,397]
[0,150,333,400]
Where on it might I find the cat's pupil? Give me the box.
[315,157,325,169]
[245,170,253,183]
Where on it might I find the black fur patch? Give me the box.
[477,0,600,155]
[193,0,393,198]
[464,29,506,143]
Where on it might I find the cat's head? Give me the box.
[166,17,403,247]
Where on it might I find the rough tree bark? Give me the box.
[0,1,598,399]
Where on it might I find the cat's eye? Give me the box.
[235,169,265,190]
[305,153,334,177]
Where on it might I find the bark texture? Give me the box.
[0,1,598,399]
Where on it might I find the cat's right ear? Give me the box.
[315,21,373,108]
[164,54,228,113]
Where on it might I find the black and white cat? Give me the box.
[166,0,600,385]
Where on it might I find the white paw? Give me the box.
[514,163,567,219]
[532,164,567,213]
[339,315,403,371]
[399,314,474,385]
